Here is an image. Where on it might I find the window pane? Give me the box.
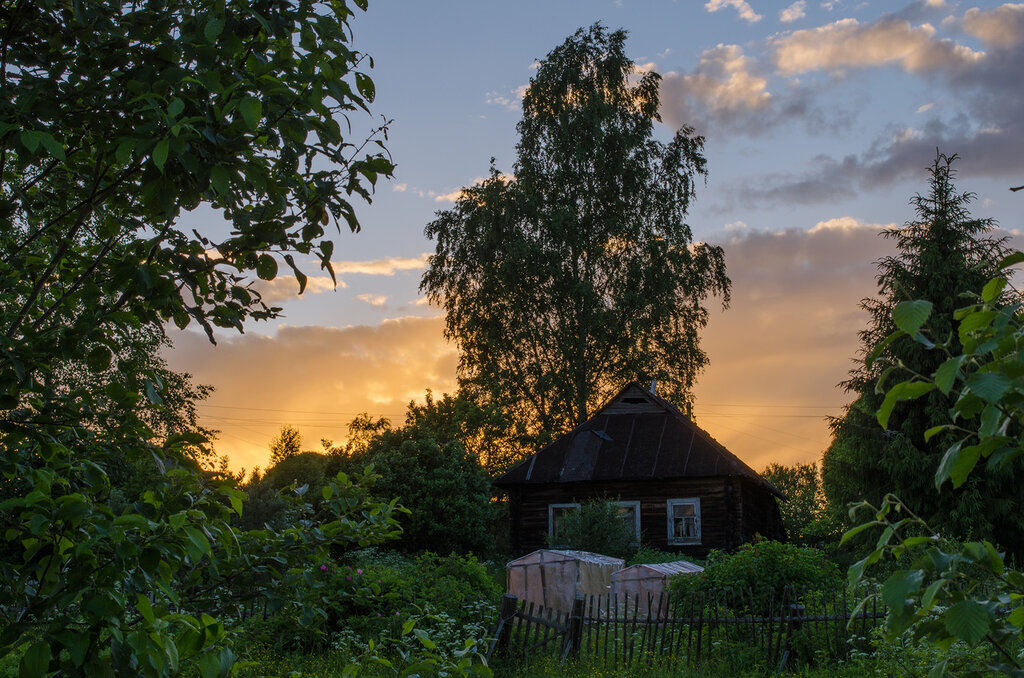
[617,505,637,537]
[551,506,578,535]
[671,502,698,540]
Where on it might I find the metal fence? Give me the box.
[487,586,885,671]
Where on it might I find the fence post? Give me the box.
[488,594,518,661]
[561,593,585,664]
[777,602,805,673]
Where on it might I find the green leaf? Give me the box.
[981,277,1007,302]
[923,425,948,443]
[38,132,65,160]
[20,130,41,154]
[168,97,185,119]
[204,17,225,41]
[153,139,170,172]
[86,345,113,373]
[19,641,51,678]
[239,96,262,130]
[997,252,1024,270]
[210,165,229,197]
[137,594,155,625]
[949,444,983,488]
[883,570,923,614]
[944,600,989,645]
[355,72,376,102]
[866,330,905,368]
[892,300,933,336]
[877,381,935,429]
[933,355,965,395]
[1008,605,1024,629]
[256,254,277,281]
[966,371,1011,403]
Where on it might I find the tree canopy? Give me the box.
[822,153,1024,554]
[421,24,729,440]
[0,1,395,674]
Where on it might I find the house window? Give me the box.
[614,500,641,542]
[667,498,701,544]
[548,503,580,539]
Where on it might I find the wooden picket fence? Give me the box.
[487,586,885,671]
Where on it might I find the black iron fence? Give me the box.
[487,586,885,671]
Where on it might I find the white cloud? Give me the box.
[392,183,408,192]
[355,294,389,308]
[434,189,467,203]
[917,102,935,113]
[780,1,807,23]
[705,0,763,23]
[485,85,527,112]
[807,216,890,233]
[962,4,1024,48]
[332,254,429,276]
[251,275,340,304]
[667,44,771,113]
[771,17,984,76]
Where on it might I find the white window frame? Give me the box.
[548,503,580,538]
[666,497,701,545]
[614,500,642,543]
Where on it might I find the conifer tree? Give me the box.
[822,153,1024,555]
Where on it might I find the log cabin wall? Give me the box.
[507,477,750,558]
[739,477,787,542]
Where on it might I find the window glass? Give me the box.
[667,498,701,544]
[548,503,579,537]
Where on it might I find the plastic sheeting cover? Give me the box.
[506,549,625,613]
[610,560,704,617]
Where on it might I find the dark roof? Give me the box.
[494,382,784,499]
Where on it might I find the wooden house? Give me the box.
[494,382,786,557]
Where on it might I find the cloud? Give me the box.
[693,222,897,469]
[434,189,468,203]
[485,85,528,112]
[252,275,340,304]
[660,44,778,134]
[780,1,807,23]
[917,102,935,113]
[355,293,389,308]
[705,0,763,23]
[165,318,458,470]
[431,174,515,204]
[331,254,429,276]
[392,183,408,192]
[771,17,983,76]
[962,4,1024,48]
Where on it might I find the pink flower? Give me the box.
[346,575,352,581]
[357,569,362,575]
[320,564,328,571]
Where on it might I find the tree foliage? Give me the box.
[327,403,498,556]
[848,256,1024,677]
[0,0,393,674]
[421,24,729,439]
[761,462,835,546]
[821,153,1021,553]
[269,424,304,467]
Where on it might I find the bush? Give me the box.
[547,498,636,559]
[669,539,841,603]
[235,550,501,656]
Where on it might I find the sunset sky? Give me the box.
[166,0,1024,474]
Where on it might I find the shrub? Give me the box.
[669,539,841,603]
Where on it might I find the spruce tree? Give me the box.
[822,153,1024,555]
